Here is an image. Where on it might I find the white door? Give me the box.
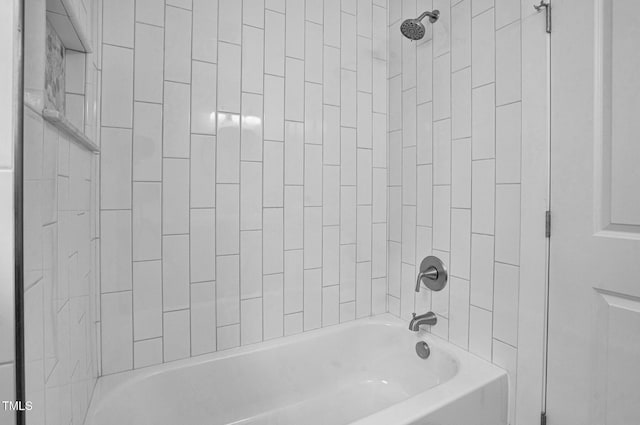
[548,0,640,424]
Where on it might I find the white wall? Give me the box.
[99,0,389,374]
[0,0,17,424]
[387,0,536,423]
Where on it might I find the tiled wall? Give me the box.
[0,2,17,424]
[21,0,103,424]
[387,0,521,422]
[99,0,389,374]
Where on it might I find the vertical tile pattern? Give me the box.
[100,0,388,370]
[387,0,522,417]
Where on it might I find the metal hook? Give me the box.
[533,0,549,12]
[533,0,551,34]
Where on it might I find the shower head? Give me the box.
[400,10,440,41]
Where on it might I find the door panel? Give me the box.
[549,0,640,423]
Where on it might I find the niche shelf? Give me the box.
[42,108,99,152]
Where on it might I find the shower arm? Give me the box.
[417,10,439,23]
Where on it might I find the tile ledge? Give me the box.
[42,108,100,153]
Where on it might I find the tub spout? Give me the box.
[408,311,437,331]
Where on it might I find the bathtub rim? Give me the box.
[86,313,507,425]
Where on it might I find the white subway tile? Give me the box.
[451,209,471,279]
[101,210,132,292]
[433,0,451,55]
[495,184,521,265]
[304,207,323,268]
[470,233,494,310]
[452,67,472,139]
[357,262,372,318]
[323,226,340,286]
[303,268,322,330]
[191,281,216,355]
[191,135,216,208]
[263,273,284,339]
[372,5,386,59]
[264,75,285,140]
[401,205,416,265]
[322,285,340,326]
[284,312,303,335]
[163,309,190,361]
[167,0,192,9]
[219,0,242,44]
[451,138,472,208]
[433,119,451,185]
[451,0,471,71]
[132,182,161,261]
[342,244,358,302]
[244,0,265,28]
[217,324,240,350]
[449,277,470,348]
[323,165,340,225]
[357,0,372,36]
[402,31,416,90]
[193,0,218,63]
[372,168,387,222]
[372,277,386,314]
[400,262,415,320]
[264,141,284,207]
[265,10,285,75]
[134,338,163,369]
[101,292,133,374]
[493,262,519,346]
[284,250,304,313]
[305,22,323,84]
[165,6,192,83]
[388,187,401,241]
[216,113,240,183]
[323,106,341,165]
[417,102,433,165]
[341,12,357,70]
[496,21,521,105]
[190,209,216,282]
[431,250,450,317]
[134,23,163,103]
[496,102,521,184]
[240,231,263,299]
[471,159,495,234]
[304,144,323,206]
[216,184,240,254]
[285,58,304,122]
[433,53,451,121]
[242,26,264,94]
[133,102,162,181]
[240,162,263,230]
[469,305,492,360]
[472,0,493,16]
[471,83,495,160]
[101,127,131,209]
[340,187,357,244]
[217,43,242,113]
[341,128,357,185]
[102,45,133,128]
[495,0,519,29]
[402,89,416,148]
[388,243,401,298]
[266,0,285,12]
[340,301,356,322]
[402,147,416,205]
[324,0,341,47]
[324,47,341,106]
[133,261,162,340]
[471,9,495,87]
[357,148,372,205]
[163,82,191,158]
[285,0,305,59]
[163,234,190,310]
[241,298,263,345]
[263,208,284,274]
[216,255,240,326]
[305,83,323,144]
[163,158,189,234]
[416,38,433,104]
[191,61,217,134]
[433,186,451,251]
[284,186,304,250]
[241,93,264,160]
[357,92,373,148]
[416,165,433,226]
[136,0,164,27]
[284,121,304,185]
[357,36,372,93]
[341,70,357,126]
[103,0,134,48]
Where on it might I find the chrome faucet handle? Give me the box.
[415,256,448,292]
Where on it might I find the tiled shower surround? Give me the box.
[99,0,390,373]
[387,0,522,421]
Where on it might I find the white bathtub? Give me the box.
[85,314,507,425]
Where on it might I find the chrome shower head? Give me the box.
[400,10,440,40]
